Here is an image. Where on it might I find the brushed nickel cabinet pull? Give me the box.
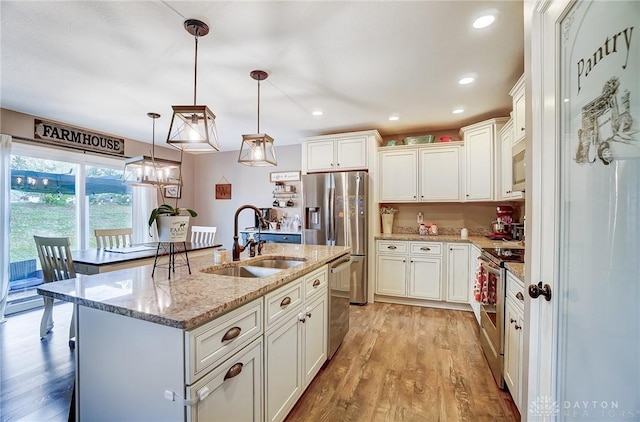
[221,326,241,342]
[387,245,397,250]
[223,363,243,381]
[280,296,292,307]
[312,279,321,287]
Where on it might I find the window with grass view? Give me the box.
[8,146,131,314]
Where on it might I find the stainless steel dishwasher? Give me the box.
[328,255,351,359]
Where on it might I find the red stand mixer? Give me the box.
[490,206,515,240]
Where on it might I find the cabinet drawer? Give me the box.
[265,278,303,330]
[304,266,328,301]
[409,242,442,256]
[377,240,407,254]
[186,298,263,384]
[506,272,525,309]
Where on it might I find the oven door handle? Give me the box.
[480,259,502,276]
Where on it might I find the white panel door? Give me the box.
[446,243,470,303]
[375,254,407,296]
[530,1,640,419]
[335,136,367,170]
[464,125,494,201]
[305,140,335,172]
[408,257,441,300]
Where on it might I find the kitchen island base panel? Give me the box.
[78,305,185,421]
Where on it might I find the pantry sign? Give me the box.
[34,119,125,156]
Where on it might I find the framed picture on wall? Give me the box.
[164,185,181,199]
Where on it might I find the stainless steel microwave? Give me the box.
[512,140,525,192]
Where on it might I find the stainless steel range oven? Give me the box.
[477,247,525,388]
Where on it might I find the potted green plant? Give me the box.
[149,203,198,242]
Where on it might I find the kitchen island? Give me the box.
[38,243,350,422]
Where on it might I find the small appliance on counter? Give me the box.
[490,206,515,240]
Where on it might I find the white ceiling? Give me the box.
[0,1,524,152]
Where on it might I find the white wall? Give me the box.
[193,144,302,249]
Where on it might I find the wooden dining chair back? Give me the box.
[33,235,77,343]
[190,226,217,244]
[95,228,132,249]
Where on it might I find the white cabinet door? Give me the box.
[335,136,367,170]
[418,147,461,201]
[379,150,418,201]
[375,254,407,296]
[188,338,263,422]
[463,125,494,201]
[408,257,442,300]
[302,294,327,388]
[305,140,335,172]
[469,245,482,324]
[503,298,523,411]
[265,316,303,422]
[446,243,470,303]
[499,120,524,200]
[510,74,526,145]
[461,118,507,202]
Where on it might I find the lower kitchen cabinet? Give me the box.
[187,338,263,422]
[504,270,525,412]
[375,240,442,301]
[446,243,470,303]
[265,269,328,422]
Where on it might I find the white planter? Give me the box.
[157,215,190,242]
[381,214,394,234]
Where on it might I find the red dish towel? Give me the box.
[474,261,497,305]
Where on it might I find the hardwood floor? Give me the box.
[0,302,74,422]
[0,302,518,422]
[286,302,520,422]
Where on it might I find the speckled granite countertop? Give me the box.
[375,233,525,250]
[505,263,525,281]
[37,243,349,331]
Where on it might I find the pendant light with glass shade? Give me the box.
[166,19,220,152]
[122,113,182,187]
[238,70,277,166]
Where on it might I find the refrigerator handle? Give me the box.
[328,186,335,245]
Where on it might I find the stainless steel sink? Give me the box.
[206,265,282,278]
[249,258,305,269]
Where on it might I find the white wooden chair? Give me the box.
[190,226,217,244]
[95,228,132,248]
[33,235,76,346]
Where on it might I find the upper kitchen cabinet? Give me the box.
[460,118,509,202]
[301,130,382,174]
[379,143,462,202]
[499,119,524,200]
[510,74,526,145]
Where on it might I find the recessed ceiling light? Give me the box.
[389,115,400,121]
[452,108,464,114]
[312,110,323,116]
[459,77,475,85]
[473,14,496,29]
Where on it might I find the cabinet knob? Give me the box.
[510,318,516,324]
[305,306,312,318]
[223,363,244,381]
[221,326,242,342]
[521,127,525,132]
[298,312,306,323]
[280,296,292,307]
[515,324,522,330]
[528,282,552,301]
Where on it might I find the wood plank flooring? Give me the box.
[0,302,518,422]
[0,302,74,422]
[286,302,520,422]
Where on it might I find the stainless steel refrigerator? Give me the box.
[301,171,367,304]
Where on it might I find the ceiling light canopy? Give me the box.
[166,19,220,153]
[238,70,277,167]
[123,113,182,187]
